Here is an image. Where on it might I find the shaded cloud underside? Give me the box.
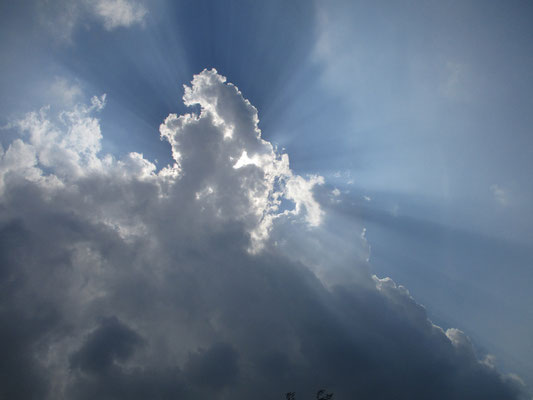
[0,70,526,399]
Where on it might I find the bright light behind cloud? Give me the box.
[2,69,323,252]
[2,1,533,397]
[160,69,324,251]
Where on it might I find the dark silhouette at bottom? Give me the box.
[286,390,333,400]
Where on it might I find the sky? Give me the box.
[1,0,532,399]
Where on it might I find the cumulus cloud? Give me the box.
[0,69,527,399]
[160,69,323,251]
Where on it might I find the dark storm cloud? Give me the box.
[184,342,239,390]
[0,220,55,400]
[0,69,527,399]
[70,317,145,374]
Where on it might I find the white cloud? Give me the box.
[160,68,323,251]
[93,0,147,30]
[1,94,108,190]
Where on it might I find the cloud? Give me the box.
[0,69,527,399]
[93,0,147,30]
[0,94,107,193]
[48,77,84,106]
[70,317,145,374]
[160,69,323,251]
[490,184,508,206]
[34,0,147,41]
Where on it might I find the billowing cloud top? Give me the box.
[0,70,527,399]
[160,69,324,251]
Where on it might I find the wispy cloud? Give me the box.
[93,0,147,30]
[491,184,509,206]
[36,0,147,42]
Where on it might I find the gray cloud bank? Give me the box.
[0,70,526,399]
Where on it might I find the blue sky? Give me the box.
[1,0,532,398]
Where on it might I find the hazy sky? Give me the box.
[1,1,532,399]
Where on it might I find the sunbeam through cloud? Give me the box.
[1,1,533,399]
